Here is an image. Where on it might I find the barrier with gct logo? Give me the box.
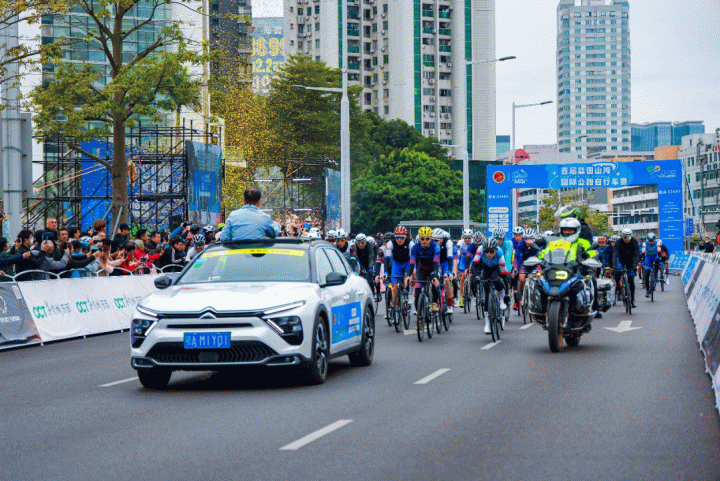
[0,275,160,349]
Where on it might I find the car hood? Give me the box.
[140,282,317,314]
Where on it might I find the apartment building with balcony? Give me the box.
[283,0,497,160]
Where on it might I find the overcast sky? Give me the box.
[255,0,720,147]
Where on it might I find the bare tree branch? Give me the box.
[68,143,112,169]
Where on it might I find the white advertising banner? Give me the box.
[17,275,160,342]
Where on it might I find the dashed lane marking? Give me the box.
[518,323,535,330]
[414,368,451,385]
[280,420,354,451]
[481,341,502,350]
[99,377,137,388]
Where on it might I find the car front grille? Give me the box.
[146,341,278,364]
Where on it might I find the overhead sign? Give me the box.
[686,218,694,236]
[486,159,684,254]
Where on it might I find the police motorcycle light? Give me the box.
[131,306,158,347]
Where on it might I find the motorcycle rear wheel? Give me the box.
[547,301,564,353]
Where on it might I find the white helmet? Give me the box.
[367,236,375,245]
[558,218,581,243]
[512,226,525,235]
[326,229,337,239]
[524,229,537,239]
[543,230,554,238]
[621,228,633,237]
[307,231,321,239]
[441,229,450,239]
[462,228,473,238]
[336,229,348,239]
[309,227,320,234]
[355,233,367,243]
[431,228,444,240]
[493,227,506,239]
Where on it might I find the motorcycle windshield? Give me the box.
[545,247,572,266]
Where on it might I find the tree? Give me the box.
[536,189,611,235]
[165,67,202,127]
[29,0,203,226]
[0,0,70,97]
[351,148,480,233]
[265,55,368,160]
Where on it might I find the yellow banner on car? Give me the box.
[203,248,306,258]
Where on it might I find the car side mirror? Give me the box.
[154,275,173,289]
[323,272,347,287]
[523,256,541,268]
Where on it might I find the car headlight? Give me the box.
[264,316,303,345]
[130,317,157,348]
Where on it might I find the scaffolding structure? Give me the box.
[25,124,221,232]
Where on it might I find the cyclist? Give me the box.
[612,228,639,308]
[353,233,379,290]
[641,232,662,297]
[493,227,513,312]
[431,228,455,314]
[405,226,441,314]
[659,240,670,284]
[185,234,206,261]
[335,229,350,258]
[456,228,474,308]
[326,229,337,244]
[384,225,415,319]
[510,226,525,310]
[471,238,509,334]
[515,229,540,303]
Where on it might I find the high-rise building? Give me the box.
[283,0,497,160]
[556,0,631,160]
[210,0,253,86]
[631,120,705,151]
[496,135,510,157]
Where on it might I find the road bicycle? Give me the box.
[415,279,440,342]
[615,268,632,315]
[478,279,502,342]
[462,273,473,314]
[385,281,395,327]
[520,272,539,325]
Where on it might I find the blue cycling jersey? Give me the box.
[410,242,441,271]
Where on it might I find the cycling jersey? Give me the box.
[642,240,662,268]
[437,238,454,276]
[471,245,509,278]
[594,243,613,267]
[498,239,513,271]
[613,237,639,270]
[515,242,540,270]
[353,243,377,275]
[407,242,441,277]
[511,236,524,270]
[385,238,415,284]
[458,241,474,271]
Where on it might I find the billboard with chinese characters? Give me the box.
[252,17,284,95]
[486,159,684,254]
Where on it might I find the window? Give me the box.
[439,89,451,97]
[316,250,334,284]
[325,249,350,276]
[315,39,320,48]
[422,88,435,96]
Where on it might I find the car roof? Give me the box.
[207,238,327,252]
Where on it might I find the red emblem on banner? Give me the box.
[493,171,505,183]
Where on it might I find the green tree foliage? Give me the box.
[351,148,479,233]
[536,189,611,235]
[29,0,203,225]
[265,55,368,160]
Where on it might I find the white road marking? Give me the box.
[604,320,642,333]
[280,420,353,451]
[518,323,535,330]
[414,368,451,385]
[403,329,416,335]
[481,341,502,350]
[99,376,137,388]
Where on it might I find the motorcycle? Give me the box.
[523,239,603,352]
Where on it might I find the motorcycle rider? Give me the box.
[612,228,639,308]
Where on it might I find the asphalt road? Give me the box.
[2,278,719,480]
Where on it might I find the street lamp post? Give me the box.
[511,100,553,152]
[454,56,516,230]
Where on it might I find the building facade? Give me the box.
[556,0,631,160]
[679,129,720,236]
[631,120,705,151]
[210,0,253,86]
[283,0,497,160]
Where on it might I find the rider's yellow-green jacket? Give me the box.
[538,237,596,261]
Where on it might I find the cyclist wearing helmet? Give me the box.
[405,226,441,314]
[431,228,456,313]
[385,225,415,318]
[555,205,593,243]
[352,233,379,292]
[335,229,350,258]
[515,229,540,304]
[326,229,337,244]
[471,238,510,333]
[492,227,513,310]
[456,228,475,307]
[591,235,613,269]
[186,234,206,261]
[640,232,662,297]
[612,228,639,308]
[510,226,526,310]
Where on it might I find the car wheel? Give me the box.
[349,305,375,367]
[137,369,171,389]
[306,315,329,384]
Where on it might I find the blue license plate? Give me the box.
[183,332,231,349]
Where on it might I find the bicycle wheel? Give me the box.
[416,294,426,342]
[521,282,529,324]
[475,286,483,320]
[385,285,393,326]
[392,302,402,333]
[463,277,472,313]
[489,293,500,342]
[625,277,632,315]
[660,270,665,291]
[436,308,443,334]
[402,290,411,330]
[426,302,434,339]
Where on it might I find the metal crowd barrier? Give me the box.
[1,264,185,282]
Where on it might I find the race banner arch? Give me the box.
[486,159,684,254]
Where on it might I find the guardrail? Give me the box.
[1,264,185,282]
[679,252,720,415]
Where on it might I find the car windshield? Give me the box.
[176,245,311,284]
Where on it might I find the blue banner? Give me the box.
[331,301,362,343]
[686,218,694,236]
[486,159,684,254]
[325,168,341,232]
[186,141,223,226]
